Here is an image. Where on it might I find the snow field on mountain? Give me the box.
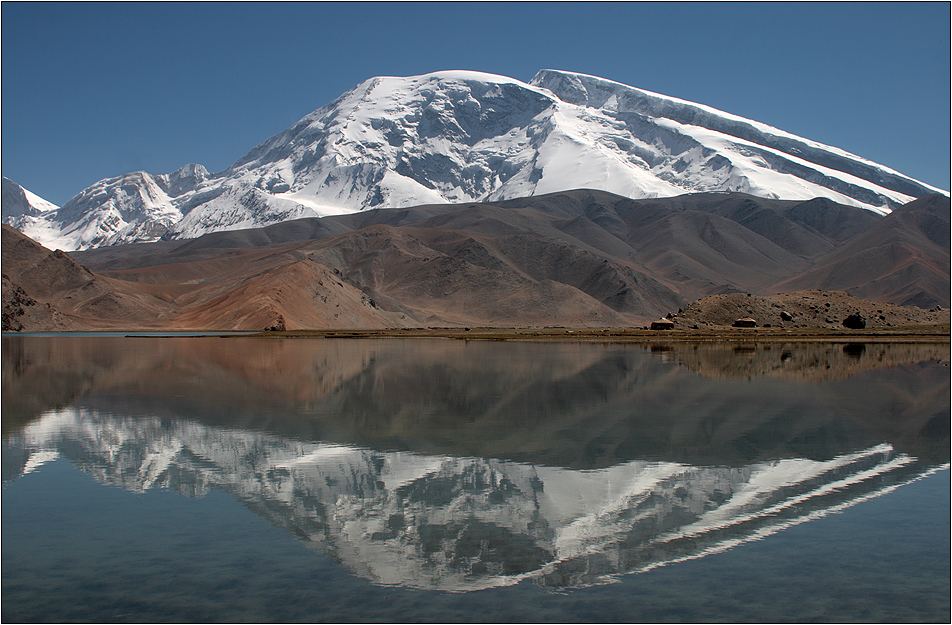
[661,120,915,213]
[20,187,58,213]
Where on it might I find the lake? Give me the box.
[2,335,949,622]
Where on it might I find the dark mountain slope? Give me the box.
[625,209,811,301]
[302,225,645,326]
[775,195,951,307]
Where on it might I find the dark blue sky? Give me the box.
[3,2,949,205]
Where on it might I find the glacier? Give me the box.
[4,69,947,251]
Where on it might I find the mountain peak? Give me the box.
[2,177,59,220]
[165,163,212,197]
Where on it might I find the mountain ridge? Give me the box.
[4,190,949,331]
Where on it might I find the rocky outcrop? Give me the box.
[678,290,948,330]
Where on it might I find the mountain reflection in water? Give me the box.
[3,336,949,591]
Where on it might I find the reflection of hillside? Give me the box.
[656,341,949,381]
[3,337,948,465]
[4,409,941,592]
[1,337,595,419]
[2,337,382,431]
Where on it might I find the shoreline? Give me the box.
[251,324,952,342]
[5,324,949,343]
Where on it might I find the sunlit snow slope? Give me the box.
[4,70,947,250]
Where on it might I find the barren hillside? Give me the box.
[4,191,949,331]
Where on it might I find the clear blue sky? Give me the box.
[3,2,949,205]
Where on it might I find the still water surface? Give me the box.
[2,336,949,622]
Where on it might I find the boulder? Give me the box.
[732,318,757,328]
[842,314,866,329]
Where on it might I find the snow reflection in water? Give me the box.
[6,406,944,592]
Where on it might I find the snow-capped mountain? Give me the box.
[2,177,59,228]
[5,70,947,250]
[6,407,938,591]
[7,165,211,250]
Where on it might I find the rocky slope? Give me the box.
[1,224,403,331]
[1,224,172,331]
[676,290,948,331]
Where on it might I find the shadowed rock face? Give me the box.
[3,337,947,591]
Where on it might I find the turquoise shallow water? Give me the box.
[2,336,949,622]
